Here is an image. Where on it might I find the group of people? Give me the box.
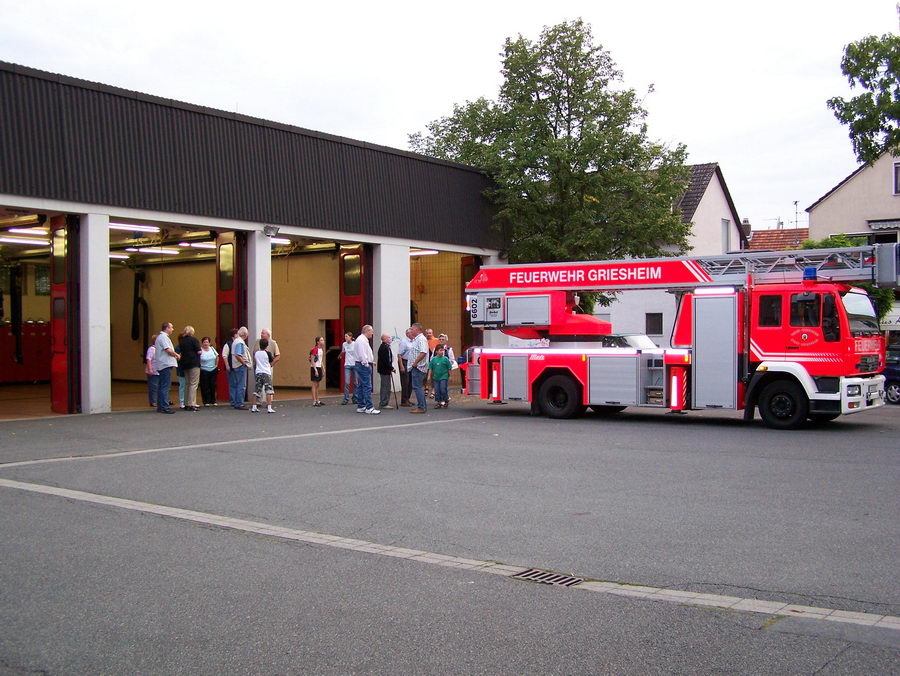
[341,323,458,415]
[145,321,459,416]
[145,324,280,414]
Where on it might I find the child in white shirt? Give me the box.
[251,338,275,413]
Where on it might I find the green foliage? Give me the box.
[409,20,692,264]
[827,25,900,165]
[800,234,895,319]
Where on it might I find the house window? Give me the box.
[721,219,731,252]
[894,162,900,195]
[645,312,663,335]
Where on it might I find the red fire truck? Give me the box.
[463,245,899,429]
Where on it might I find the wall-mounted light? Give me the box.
[109,223,160,233]
[263,225,280,237]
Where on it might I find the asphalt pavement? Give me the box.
[1,397,898,673]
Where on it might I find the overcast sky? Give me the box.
[1,0,897,233]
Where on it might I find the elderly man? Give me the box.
[353,325,379,415]
[228,326,251,409]
[376,332,395,410]
[409,323,429,413]
[252,328,281,367]
[152,321,181,414]
[397,328,414,407]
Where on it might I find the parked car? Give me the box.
[884,347,900,405]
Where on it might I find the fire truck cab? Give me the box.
[463,245,899,429]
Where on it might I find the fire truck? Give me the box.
[463,245,899,429]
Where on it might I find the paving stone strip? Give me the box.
[1,477,896,630]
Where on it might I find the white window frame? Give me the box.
[894,162,900,195]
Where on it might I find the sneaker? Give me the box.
[251,405,259,412]
[410,408,425,414]
[267,406,275,413]
[317,401,325,406]
[365,408,381,415]
[356,407,367,413]
[341,400,349,405]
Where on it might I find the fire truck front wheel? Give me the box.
[537,374,586,419]
[758,380,809,430]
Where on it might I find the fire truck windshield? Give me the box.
[840,291,880,334]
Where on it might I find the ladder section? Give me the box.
[465,244,899,293]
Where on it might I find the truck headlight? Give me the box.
[847,385,861,397]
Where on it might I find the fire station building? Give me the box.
[0,61,501,415]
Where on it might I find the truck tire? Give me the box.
[590,405,627,415]
[538,374,585,419]
[758,380,809,430]
[886,380,900,405]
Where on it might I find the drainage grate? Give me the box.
[512,568,584,587]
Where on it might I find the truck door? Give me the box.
[750,292,786,362]
[50,216,79,413]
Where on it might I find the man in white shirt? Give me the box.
[409,323,429,413]
[353,325,379,414]
[152,321,180,413]
[397,328,414,407]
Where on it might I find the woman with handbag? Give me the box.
[199,336,219,406]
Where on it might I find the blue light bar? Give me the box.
[803,266,817,281]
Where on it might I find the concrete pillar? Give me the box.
[246,230,272,340]
[79,213,111,413]
[373,243,411,390]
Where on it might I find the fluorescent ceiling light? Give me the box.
[125,247,138,252]
[109,223,160,233]
[270,237,291,245]
[190,242,216,249]
[178,242,192,247]
[137,247,180,255]
[0,236,50,246]
[108,253,130,260]
[410,249,439,256]
[8,227,49,235]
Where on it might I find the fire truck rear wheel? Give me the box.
[538,374,585,419]
[758,380,809,430]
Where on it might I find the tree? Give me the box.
[827,15,900,166]
[800,234,895,319]
[409,20,692,266]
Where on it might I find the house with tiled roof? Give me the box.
[806,152,900,246]
[806,152,900,342]
[747,227,809,251]
[601,162,746,345]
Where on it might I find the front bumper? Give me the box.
[813,375,886,415]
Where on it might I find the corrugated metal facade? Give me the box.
[0,62,497,249]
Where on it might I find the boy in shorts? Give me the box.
[251,338,276,413]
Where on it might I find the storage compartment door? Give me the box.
[588,356,638,406]
[500,355,529,400]
[692,295,738,409]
